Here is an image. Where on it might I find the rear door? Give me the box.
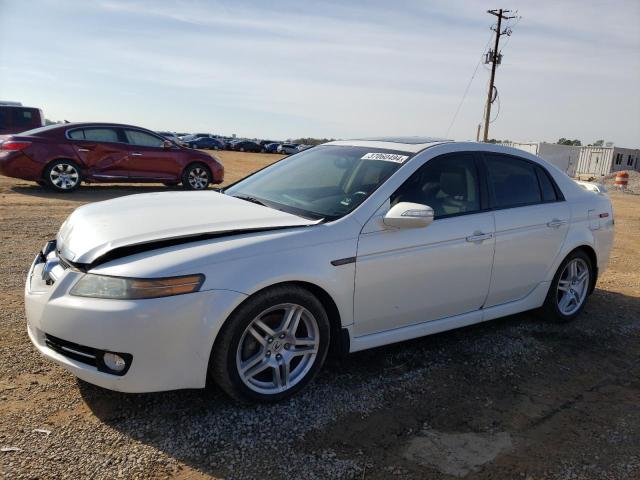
[482,153,570,307]
[68,127,131,180]
[121,129,181,181]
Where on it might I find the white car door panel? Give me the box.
[485,203,570,307]
[482,153,571,307]
[354,212,495,336]
[353,152,494,337]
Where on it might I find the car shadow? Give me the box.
[76,288,640,479]
[11,183,184,203]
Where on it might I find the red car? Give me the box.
[0,122,224,192]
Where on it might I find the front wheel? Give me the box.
[540,250,593,322]
[181,163,211,190]
[44,160,82,192]
[210,286,330,402]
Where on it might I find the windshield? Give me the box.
[225,145,411,220]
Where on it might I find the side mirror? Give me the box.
[162,140,173,149]
[383,202,434,229]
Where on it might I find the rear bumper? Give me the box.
[0,150,42,180]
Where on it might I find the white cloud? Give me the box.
[1,0,638,145]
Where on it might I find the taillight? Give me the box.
[1,141,32,151]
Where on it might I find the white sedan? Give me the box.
[25,138,614,402]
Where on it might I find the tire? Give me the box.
[181,163,211,190]
[210,285,330,403]
[240,147,245,152]
[540,249,593,323]
[44,159,82,192]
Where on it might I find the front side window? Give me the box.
[225,145,408,220]
[125,129,164,147]
[391,154,481,218]
[83,128,119,142]
[485,154,542,208]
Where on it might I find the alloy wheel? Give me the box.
[188,167,209,189]
[556,258,589,316]
[49,163,79,190]
[235,303,320,395]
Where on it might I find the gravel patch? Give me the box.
[1,173,639,479]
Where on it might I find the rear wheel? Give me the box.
[181,163,211,190]
[540,250,593,322]
[44,160,82,192]
[210,285,330,402]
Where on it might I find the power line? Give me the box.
[444,31,495,138]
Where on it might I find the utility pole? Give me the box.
[482,9,515,142]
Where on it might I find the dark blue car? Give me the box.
[188,137,223,150]
[264,142,280,153]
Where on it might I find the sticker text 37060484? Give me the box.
[361,152,409,163]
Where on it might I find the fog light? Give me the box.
[103,352,126,372]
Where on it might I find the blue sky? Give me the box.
[1,0,639,146]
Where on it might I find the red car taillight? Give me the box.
[1,141,32,151]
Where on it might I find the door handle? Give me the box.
[77,148,90,152]
[547,219,567,228]
[466,232,493,243]
[130,152,143,156]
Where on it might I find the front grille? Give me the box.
[45,334,98,367]
[44,334,133,376]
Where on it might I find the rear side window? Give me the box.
[125,129,164,147]
[68,129,85,140]
[83,128,119,142]
[484,154,542,208]
[535,166,558,202]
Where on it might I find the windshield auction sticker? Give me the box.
[361,152,409,163]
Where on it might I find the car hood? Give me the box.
[56,191,315,265]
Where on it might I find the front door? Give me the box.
[353,153,495,336]
[121,129,180,181]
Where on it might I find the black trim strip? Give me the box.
[44,334,133,376]
[331,257,356,266]
[79,225,306,269]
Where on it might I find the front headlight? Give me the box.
[70,273,205,300]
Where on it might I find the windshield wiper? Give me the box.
[231,193,326,221]
[232,194,268,207]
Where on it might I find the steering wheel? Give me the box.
[350,191,368,199]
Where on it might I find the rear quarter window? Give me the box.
[535,166,559,202]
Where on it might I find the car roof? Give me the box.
[325,136,452,153]
[55,122,158,131]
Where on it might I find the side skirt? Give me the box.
[349,281,551,353]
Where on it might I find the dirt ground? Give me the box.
[0,151,638,479]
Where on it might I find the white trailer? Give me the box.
[575,146,640,178]
[502,142,580,177]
